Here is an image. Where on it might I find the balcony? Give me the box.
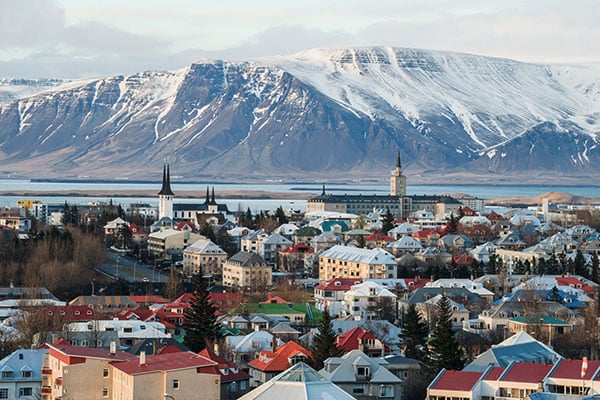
[55,377,62,385]
[42,367,52,375]
[41,386,52,394]
[356,374,371,381]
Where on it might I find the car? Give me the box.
[142,277,149,282]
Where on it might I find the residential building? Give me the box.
[321,350,403,400]
[199,348,251,400]
[261,232,293,267]
[0,348,48,400]
[182,238,227,276]
[335,327,387,357]
[65,319,168,347]
[111,351,220,400]
[314,278,363,316]
[224,330,284,369]
[341,281,397,321]
[239,362,357,400]
[319,245,397,282]
[222,251,272,291]
[247,341,312,387]
[147,228,204,261]
[42,341,137,400]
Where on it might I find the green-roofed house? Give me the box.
[507,315,573,343]
[245,303,322,326]
[294,226,322,246]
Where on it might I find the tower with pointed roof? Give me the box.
[390,150,406,196]
[158,164,174,219]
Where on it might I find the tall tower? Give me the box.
[390,151,407,196]
[158,164,174,219]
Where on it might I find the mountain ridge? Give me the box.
[0,46,599,183]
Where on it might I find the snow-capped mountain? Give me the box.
[0,47,599,182]
[0,78,67,105]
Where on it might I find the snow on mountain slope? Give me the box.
[0,78,68,104]
[1,47,600,181]
[271,47,600,151]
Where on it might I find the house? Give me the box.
[364,231,395,249]
[335,327,388,357]
[312,231,341,253]
[65,319,168,347]
[425,279,495,303]
[341,280,397,321]
[427,369,485,400]
[416,294,470,329]
[103,217,128,237]
[147,228,205,261]
[111,351,220,400]
[261,232,293,267]
[278,242,314,273]
[386,235,423,256]
[239,362,357,400]
[463,331,562,372]
[224,330,284,369]
[0,348,48,400]
[321,350,403,400]
[42,341,137,400]
[222,251,272,292]
[199,347,251,399]
[506,315,573,343]
[319,245,397,281]
[247,341,312,387]
[68,295,138,312]
[314,278,363,316]
[182,238,227,276]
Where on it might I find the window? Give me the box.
[356,366,370,377]
[103,368,109,378]
[353,385,365,394]
[19,387,33,397]
[379,385,394,398]
[22,371,32,378]
[102,388,109,397]
[0,389,7,399]
[173,379,180,390]
[1,371,12,378]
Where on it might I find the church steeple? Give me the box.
[204,186,210,204]
[390,150,406,197]
[211,187,217,205]
[158,164,174,220]
[321,185,326,196]
[158,164,174,196]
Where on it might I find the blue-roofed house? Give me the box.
[0,348,49,399]
[463,331,562,372]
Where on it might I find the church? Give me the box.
[306,152,462,219]
[154,164,230,230]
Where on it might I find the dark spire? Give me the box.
[211,187,217,205]
[204,186,210,204]
[321,185,326,196]
[396,151,402,169]
[158,164,174,196]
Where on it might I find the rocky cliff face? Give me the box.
[0,47,598,182]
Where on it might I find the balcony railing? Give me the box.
[41,386,52,394]
[41,367,52,375]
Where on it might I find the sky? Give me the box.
[1,0,599,78]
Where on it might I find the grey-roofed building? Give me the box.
[320,350,403,400]
[478,300,575,332]
[261,232,292,267]
[222,251,272,291]
[463,331,562,372]
[239,362,357,400]
[383,354,421,382]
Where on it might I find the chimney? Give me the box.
[272,337,277,353]
[109,341,116,355]
[140,351,146,366]
[213,342,220,356]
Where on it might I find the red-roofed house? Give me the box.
[555,277,597,295]
[209,292,246,315]
[154,302,191,336]
[336,326,388,357]
[413,229,442,247]
[111,351,220,400]
[428,370,484,400]
[461,206,478,217]
[247,341,312,387]
[129,223,148,245]
[546,358,600,396]
[496,362,554,398]
[43,341,137,400]
[365,231,395,249]
[43,305,97,325]
[128,295,171,306]
[314,278,363,316]
[174,220,197,232]
[278,242,314,273]
[403,277,430,292]
[199,347,251,399]
[260,292,289,304]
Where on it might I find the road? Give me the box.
[99,251,168,283]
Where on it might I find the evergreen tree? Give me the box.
[574,250,587,277]
[401,303,428,360]
[183,273,220,352]
[487,254,498,274]
[445,213,460,234]
[549,286,563,303]
[591,253,599,284]
[381,208,395,234]
[274,206,288,224]
[423,294,464,378]
[311,306,342,370]
[199,223,217,242]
